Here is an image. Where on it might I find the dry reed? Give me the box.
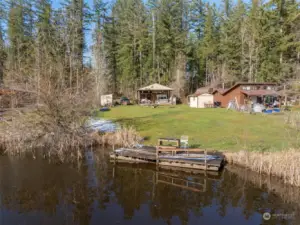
[224,149,300,186]
[91,126,141,148]
[284,112,300,130]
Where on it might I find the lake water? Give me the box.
[0,150,298,225]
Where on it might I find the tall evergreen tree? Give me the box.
[186,0,205,90]
[63,0,85,88]
[1,0,299,96]
[201,3,219,85]
[8,1,25,72]
[219,0,246,82]
[92,0,108,101]
[0,2,7,85]
[103,3,118,93]
[107,0,148,94]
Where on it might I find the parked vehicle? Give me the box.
[214,101,221,108]
[155,94,169,104]
[120,96,130,105]
[141,98,151,104]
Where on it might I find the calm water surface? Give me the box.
[0,150,298,225]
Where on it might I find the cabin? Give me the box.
[212,82,280,108]
[137,83,174,105]
[0,87,36,109]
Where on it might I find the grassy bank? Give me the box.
[99,105,299,151]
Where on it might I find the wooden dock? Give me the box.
[110,146,225,172]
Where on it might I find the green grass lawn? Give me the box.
[97,105,299,151]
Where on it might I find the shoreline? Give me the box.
[224,149,300,187]
[2,111,300,187]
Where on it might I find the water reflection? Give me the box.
[0,150,297,225]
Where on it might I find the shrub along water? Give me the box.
[0,74,140,162]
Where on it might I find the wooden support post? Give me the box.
[113,144,116,164]
[204,149,207,171]
[152,172,156,200]
[156,146,159,166]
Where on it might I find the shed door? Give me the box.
[190,97,198,108]
[198,95,213,108]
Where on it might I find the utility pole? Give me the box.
[284,84,287,106]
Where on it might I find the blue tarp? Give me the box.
[263,108,281,114]
[159,154,220,161]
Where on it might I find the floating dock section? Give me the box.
[110,146,225,172]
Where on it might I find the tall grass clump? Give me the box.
[284,111,300,130]
[225,149,300,186]
[91,126,141,148]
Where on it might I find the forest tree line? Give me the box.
[0,0,299,98]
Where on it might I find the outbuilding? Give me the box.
[100,94,113,106]
[137,83,173,104]
[189,93,214,108]
[212,82,280,108]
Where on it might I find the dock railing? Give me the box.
[156,172,206,192]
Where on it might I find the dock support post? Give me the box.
[205,149,207,170]
[152,172,156,200]
[156,146,159,168]
[113,144,116,164]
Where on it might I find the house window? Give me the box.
[267,86,272,90]
[242,86,251,90]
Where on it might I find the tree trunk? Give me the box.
[152,11,156,75]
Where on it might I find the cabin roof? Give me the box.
[0,87,36,95]
[212,82,277,95]
[138,83,173,91]
[241,90,280,96]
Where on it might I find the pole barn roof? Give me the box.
[138,83,173,91]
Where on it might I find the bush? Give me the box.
[0,74,98,162]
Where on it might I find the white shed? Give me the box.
[189,93,214,108]
[101,94,113,106]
